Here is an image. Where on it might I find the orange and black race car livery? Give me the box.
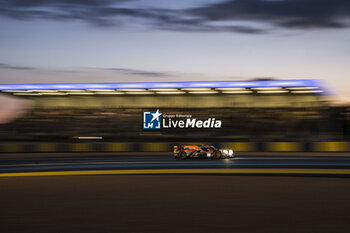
[174,145,234,159]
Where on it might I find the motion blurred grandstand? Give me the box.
[0,79,348,142]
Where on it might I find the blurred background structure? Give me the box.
[0,79,348,144]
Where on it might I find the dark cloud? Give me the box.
[0,62,172,77]
[98,67,172,77]
[1,0,350,32]
[0,63,36,70]
[190,0,350,29]
[0,0,136,27]
[1,0,118,8]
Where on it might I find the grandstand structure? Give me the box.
[0,79,344,143]
[0,80,330,108]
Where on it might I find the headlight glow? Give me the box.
[229,150,233,155]
[223,150,228,154]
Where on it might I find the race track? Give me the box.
[1,175,350,233]
[2,153,350,233]
[2,153,350,175]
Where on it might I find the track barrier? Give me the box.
[1,141,350,153]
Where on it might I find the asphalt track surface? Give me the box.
[2,153,350,176]
[2,175,350,233]
[1,153,350,233]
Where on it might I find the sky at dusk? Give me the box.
[0,0,350,101]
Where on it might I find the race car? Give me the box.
[174,144,234,159]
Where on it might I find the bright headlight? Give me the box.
[223,150,228,154]
[229,150,233,155]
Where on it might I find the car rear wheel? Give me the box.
[214,151,222,159]
[179,151,187,160]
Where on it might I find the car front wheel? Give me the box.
[214,151,222,159]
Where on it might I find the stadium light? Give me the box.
[257,90,289,94]
[149,89,179,91]
[125,91,154,94]
[62,90,87,92]
[287,87,319,90]
[13,93,42,96]
[182,88,212,91]
[252,87,283,90]
[87,89,116,92]
[0,80,323,91]
[291,90,323,94]
[215,88,247,91]
[2,90,32,93]
[222,90,253,94]
[68,92,95,95]
[0,80,329,97]
[31,90,59,92]
[188,91,218,94]
[94,92,124,95]
[156,91,186,94]
[118,89,146,91]
[40,93,68,95]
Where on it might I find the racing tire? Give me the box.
[179,151,187,160]
[213,151,222,159]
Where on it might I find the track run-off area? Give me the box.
[2,152,350,233]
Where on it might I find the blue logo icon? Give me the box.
[143,109,162,129]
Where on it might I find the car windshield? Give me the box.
[201,145,216,151]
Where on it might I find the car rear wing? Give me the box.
[173,145,183,153]
[174,145,179,153]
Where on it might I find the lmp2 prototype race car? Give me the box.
[174,145,234,159]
